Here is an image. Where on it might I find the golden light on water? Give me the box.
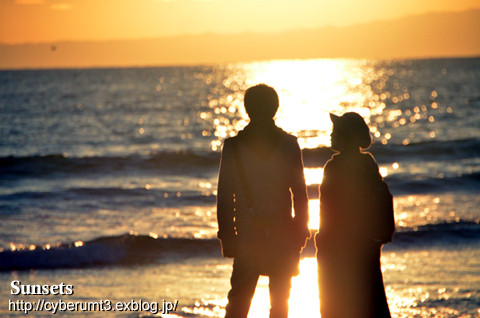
[149,232,159,239]
[304,168,324,186]
[304,168,323,230]
[288,258,321,317]
[380,166,389,177]
[308,199,320,230]
[208,59,389,151]
[206,58,443,154]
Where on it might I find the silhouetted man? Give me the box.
[217,84,309,318]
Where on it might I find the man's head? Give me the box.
[244,84,279,121]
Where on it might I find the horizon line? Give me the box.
[1,55,479,72]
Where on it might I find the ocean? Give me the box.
[0,57,479,317]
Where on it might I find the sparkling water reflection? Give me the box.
[209,59,388,150]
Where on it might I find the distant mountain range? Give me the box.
[1,9,479,69]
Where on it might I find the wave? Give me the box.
[302,138,480,168]
[0,234,222,271]
[386,171,480,195]
[369,138,480,164]
[1,138,479,180]
[307,171,480,197]
[0,151,221,180]
[0,188,216,208]
[417,295,480,315]
[1,221,479,271]
[388,220,480,249]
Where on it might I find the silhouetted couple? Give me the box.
[217,84,394,318]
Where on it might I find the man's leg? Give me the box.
[225,246,259,318]
[268,273,292,318]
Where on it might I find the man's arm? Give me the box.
[216,139,237,257]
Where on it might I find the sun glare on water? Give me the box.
[211,59,384,150]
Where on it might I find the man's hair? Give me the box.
[244,84,279,120]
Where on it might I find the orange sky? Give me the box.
[1,0,480,44]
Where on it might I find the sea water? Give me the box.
[0,58,479,317]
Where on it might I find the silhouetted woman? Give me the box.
[316,112,394,318]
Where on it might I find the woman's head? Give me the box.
[330,112,371,151]
[244,84,279,121]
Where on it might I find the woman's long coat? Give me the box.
[316,149,393,318]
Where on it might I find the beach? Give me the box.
[1,58,479,317]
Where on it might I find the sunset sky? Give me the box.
[1,0,480,44]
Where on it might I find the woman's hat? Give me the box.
[330,112,372,149]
